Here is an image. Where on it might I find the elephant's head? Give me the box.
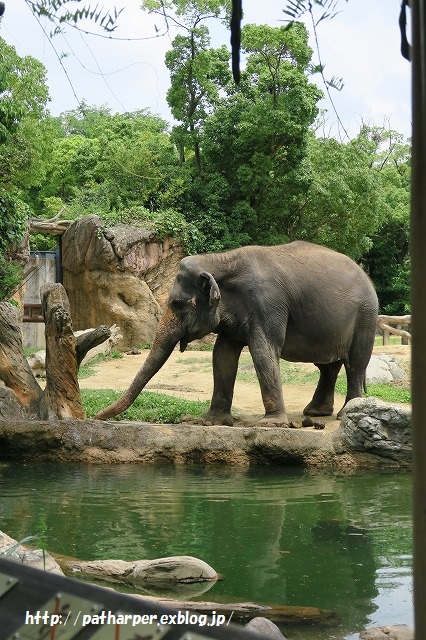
[94,259,221,420]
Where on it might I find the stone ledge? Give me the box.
[0,416,411,468]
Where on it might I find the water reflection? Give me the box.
[0,463,413,639]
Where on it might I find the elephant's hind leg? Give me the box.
[336,326,376,418]
[303,360,344,417]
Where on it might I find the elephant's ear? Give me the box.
[200,271,221,307]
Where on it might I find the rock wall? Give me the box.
[62,216,185,350]
[0,411,412,468]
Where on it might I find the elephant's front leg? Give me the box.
[203,334,244,426]
[250,342,289,428]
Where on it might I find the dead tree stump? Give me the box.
[0,283,111,421]
[0,303,43,414]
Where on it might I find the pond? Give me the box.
[0,463,413,640]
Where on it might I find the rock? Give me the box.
[65,555,218,598]
[132,556,217,585]
[66,555,217,586]
[62,215,184,350]
[67,558,135,579]
[245,617,287,639]
[26,350,46,377]
[0,530,63,575]
[366,354,406,384]
[289,421,302,429]
[313,421,325,429]
[360,625,414,639]
[0,418,411,468]
[340,397,411,462]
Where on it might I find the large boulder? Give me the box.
[340,397,411,462]
[0,530,63,575]
[132,556,217,585]
[62,216,184,350]
[366,354,406,384]
[65,555,218,597]
[360,625,414,640]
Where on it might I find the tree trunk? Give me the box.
[39,284,85,420]
[0,302,43,414]
[0,283,112,420]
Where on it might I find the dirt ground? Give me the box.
[79,342,411,432]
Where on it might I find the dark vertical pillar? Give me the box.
[410,1,426,637]
[55,236,63,284]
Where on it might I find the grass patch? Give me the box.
[374,335,409,347]
[82,389,208,423]
[237,356,411,404]
[237,358,319,386]
[334,379,411,404]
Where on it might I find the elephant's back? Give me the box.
[255,241,376,301]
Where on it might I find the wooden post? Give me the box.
[410,1,426,637]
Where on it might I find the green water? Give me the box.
[0,464,413,639]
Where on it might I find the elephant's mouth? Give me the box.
[179,337,189,352]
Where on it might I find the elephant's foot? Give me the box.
[303,401,333,417]
[202,409,234,426]
[258,411,290,428]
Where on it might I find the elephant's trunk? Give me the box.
[94,308,181,420]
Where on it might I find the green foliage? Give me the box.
[28,0,123,34]
[289,135,388,259]
[335,379,411,404]
[0,190,29,300]
[0,255,24,301]
[197,22,322,247]
[82,389,209,422]
[358,126,411,312]
[0,36,49,143]
[282,0,346,22]
[2,2,410,314]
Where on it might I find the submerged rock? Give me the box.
[245,617,287,639]
[66,555,217,598]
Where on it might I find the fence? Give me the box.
[377,314,412,344]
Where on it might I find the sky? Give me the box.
[0,0,412,140]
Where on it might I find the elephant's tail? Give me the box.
[363,375,367,394]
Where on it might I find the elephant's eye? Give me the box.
[170,298,186,311]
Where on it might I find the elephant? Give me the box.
[94,241,378,426]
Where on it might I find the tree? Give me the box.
[288,135,388,258]
[357,125,411,312]
[197,22,322,247]
[141,0,232,173]
[166,29,231,172]
[0,36,51,300]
